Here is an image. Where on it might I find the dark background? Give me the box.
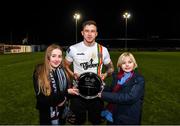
[0,0,180,47]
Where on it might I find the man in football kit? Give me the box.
[64,20,114,124]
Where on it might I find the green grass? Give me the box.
[0,51,180,124]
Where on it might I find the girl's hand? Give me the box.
[97,92,102,98]
[68,88,79,95]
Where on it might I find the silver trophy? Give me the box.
[74,72,104,99]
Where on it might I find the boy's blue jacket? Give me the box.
[101,72,145,124]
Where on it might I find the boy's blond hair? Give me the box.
[117,52,138,69]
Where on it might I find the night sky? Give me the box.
[0,0,180,47]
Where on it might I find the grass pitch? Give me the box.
[0,51,179,124]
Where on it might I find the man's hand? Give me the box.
[101,72,108,81]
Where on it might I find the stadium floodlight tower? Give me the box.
[73,13,81,43]
[123,12,131,51]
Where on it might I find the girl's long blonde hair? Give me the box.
[37,44,63,96]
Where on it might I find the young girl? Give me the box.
[33,44,78,125]
[98,52,145,125]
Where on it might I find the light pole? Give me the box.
[123,12,131,50]
[73,13,80,43]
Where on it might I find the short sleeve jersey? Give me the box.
[65,41,111,75]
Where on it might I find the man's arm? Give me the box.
[101,60,114,80]
[64,59,74,78]
[64,59,79,80]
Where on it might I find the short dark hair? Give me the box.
[82,20,97,30]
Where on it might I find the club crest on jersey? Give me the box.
[80,58,98,70]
